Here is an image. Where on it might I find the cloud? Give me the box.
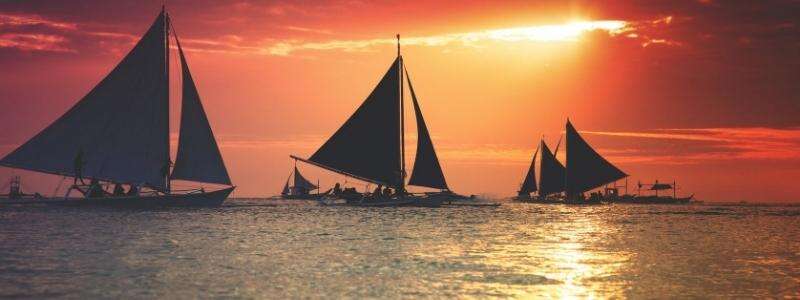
[0,33,73,52]
[265,20,633,56]
[0,13,77,30]
[582,127,800,163]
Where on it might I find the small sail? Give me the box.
[405,67,449,190]
[565,120,627,194]
[650,182,672,190]
[292,167,318,190]
[0,11,170,189]
[309,58,402,187]
[539,141,566,196]
[518,143,539,195]
[169,32,232,185]
[281,179,290,195]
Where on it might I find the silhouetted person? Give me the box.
[333,183,342,195]
[383,187,392,197]
[373,185,383,198]
[127,184,140,196]
[73,150,85,185]
[113,183,125,196]
[87,178,104,198]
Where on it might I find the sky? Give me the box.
[1,0,799,202]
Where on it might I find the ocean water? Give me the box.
[1,200,799,298]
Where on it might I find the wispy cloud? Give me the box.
[0,33,74,52]
[266,20,632,56]
[583,127,800,163]
[0,13,77,30]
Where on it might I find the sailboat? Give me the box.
[564,120,627,204]
[291,36,450,207]
[514,138,565,203]
[0,7,234,207]
[280,166,328,199]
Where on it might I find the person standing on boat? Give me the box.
[73,150,85,185]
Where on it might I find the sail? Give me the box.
[565,120,627,194]
[281,179,290,195]
[539,141,566,196]
[292,167,318,190]
[309,58,402,187]
[518,143,538,195]
[0,11,170,189]
[169,33,232,185]
[405,67,448,190]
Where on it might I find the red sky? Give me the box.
[1,0,799,202]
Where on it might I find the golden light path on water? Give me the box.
[409,205,632,298]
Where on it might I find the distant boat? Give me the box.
[279,166,329,200]
[0,7,234,207]
[563,120,627,204]
[291,36,451,207]
[614,180,694,204]
[0,176,39,201]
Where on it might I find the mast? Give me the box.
[398,34,406,193]
[164,6,171,193]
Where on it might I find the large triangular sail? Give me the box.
[539,140,566,196]
[0,11,170,189]
[565,120,627,195]
[405,67,449,190]
[518,143,539,195]
[308,58,402,187]
[292,167,318,190]
[169,32,231,185]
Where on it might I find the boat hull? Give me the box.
[60,187,235,208]
[320,194,443,208]
[512,196,562,204]
[613,195,694,205]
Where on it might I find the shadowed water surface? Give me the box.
[1,200,799,298]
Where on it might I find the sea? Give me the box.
[1,199,798,299]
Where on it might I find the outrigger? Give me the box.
[292,35,462,208]
[0,7,234,207]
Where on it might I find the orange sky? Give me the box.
[1,0,799,201]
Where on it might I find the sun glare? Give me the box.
[484,20,629,42]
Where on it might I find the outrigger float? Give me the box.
[292,36,476,208]
[0,7,234,208]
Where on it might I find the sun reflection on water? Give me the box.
[412,205,632,298]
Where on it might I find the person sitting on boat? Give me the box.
[383,187,393,197]
[112,183,125,196]
[87,178,105,198]
[127,184,140,196]
[373,185,383,198]
[333,183,342,195]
